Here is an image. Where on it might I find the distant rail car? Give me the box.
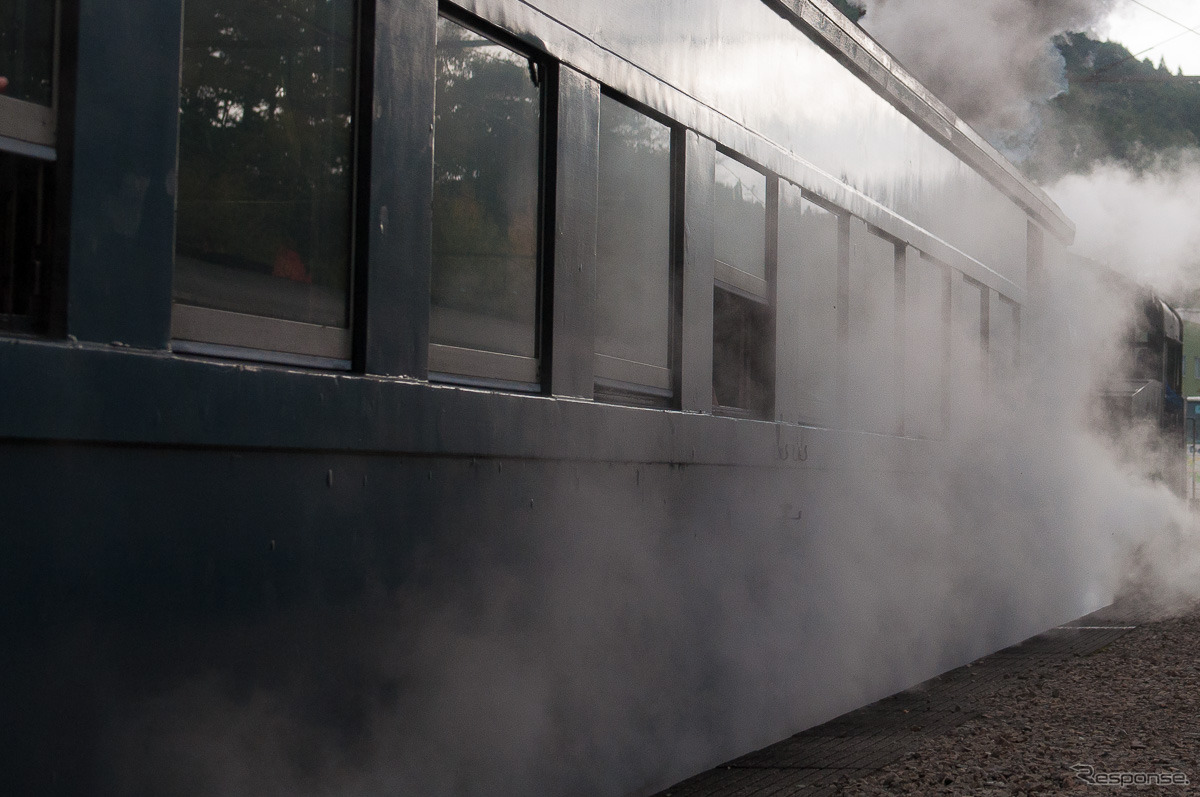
[1094,269,1185,492]
[0,1,1083,794]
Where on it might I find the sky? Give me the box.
[1101,0,1200,74]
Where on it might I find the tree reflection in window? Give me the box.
[595,94,671,388]
[715,154,767,282]
[0,0,55,106]
[431,17,541,360]
[174,0,356,329]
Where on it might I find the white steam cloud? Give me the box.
[857,0,1120,135]
[95,240,1200,797]
[87,10,1200,795]
[1045,150,1200,295]
[1039,150,1200,616]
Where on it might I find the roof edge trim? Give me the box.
[771,0,1075,245]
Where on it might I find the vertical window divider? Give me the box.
[64,0,179,348]
[979,280,991,382]
[428,11,545,389]
[46,0,73,338]
[837,216,859,431]
[680,131,715,414]
[669,126,686,406]
[764,174,779,421]
[1012,301,1022,371]
[895,242,907,437]
[548,65,597,399]
[360,0,436,376]
[940,260,953,429]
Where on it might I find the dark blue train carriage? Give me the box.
[1,1,1084,794]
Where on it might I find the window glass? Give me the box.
[848,229,899,435]
[714,152,767,283]
[713,287,772,418]
[0,151,51,331]
[777,183,839,425]
[990,293,1019,379]
[174,0,357,330]
[432,17,541,361]
[952,275,986,388]
[0,0,55,107]
[946,274,989,422]
[905,253,948,438]
[594,94,671,389]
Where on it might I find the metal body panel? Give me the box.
[0,95,56,148]
[549,67,599,398]
[680,132,716,413]
[361,0,436,376]
[452,0,1060,296]
[65,0,181,348]
[0,0,1092,793]
[0,435,1098,795]
[847,218,902,436]
[775,186,841,428]
[0,338,880,470]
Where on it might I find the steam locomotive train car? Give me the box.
[1107,292,1185,431]
[1096,269,1185,491]
[1,0,1086,794]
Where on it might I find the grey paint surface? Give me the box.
[66,0,181,348]
[362,0,436,376]
[681,132,716,413]
[549,66,599,398]
[0,432,1097,795]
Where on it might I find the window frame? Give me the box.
[592,88,680,404]
[426,8,551,391]
[713,147,772,304]
[0,0,61,337]
[168,0,366,369]
[711,146,777,420]
[0,0,59,159]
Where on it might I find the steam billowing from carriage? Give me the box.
[1,1,1198,796]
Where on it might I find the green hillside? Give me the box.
[1023,33,1200,180]
[824,3,1200,180]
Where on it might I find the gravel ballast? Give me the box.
[658,601,1200,796]
[840,607,1200,795]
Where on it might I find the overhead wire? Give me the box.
[1083,0,1200,79]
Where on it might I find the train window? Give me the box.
[848,226,901,435]
[172,0,358,365]
[714,152,768,298]
[990,293,1020,379]
[0,152,52,333]
[1,0,58,335]
[429,16,543,387]
[713,287,773,417]
[952,274,987,390]
[712,151,773,419]
[0,0,56,131]
[776,183,840,426]
[905,252,950,438]
[594,93,673,403]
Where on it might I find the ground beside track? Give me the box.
[655,601,1200,796]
